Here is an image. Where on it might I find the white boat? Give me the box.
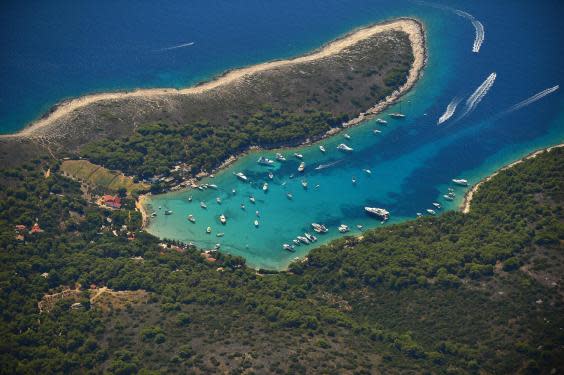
[187,214,195,223]
[376,118,388,124]
[200,201,207,209]
[363,169,372,175]
[389,113,406,119]
[356,224,363,230]
[426,209,436,215]
[337,143,353,152]
[276,153,286,161]
[216,233,224,237]
[301,180,308,189]
[338,224,349,233]
[254,220,259,227]
[432,202,441,209]
[364,207,390,220]
[282,244,295,252]
[216,197,221,204]
[249,195,255,203]
[240,203,246,210]
[257,156,275,166]
[293,239,301,246]
[219,214,227,224]
[255,210,260,217]
[352,176,357,184]
[287,192,293,200]
[232,189,236,194]
[344,133,351,139]
[268,172,274,180]
[311,223,328,233]
[164,210,173,215]
[373,129,382,134]
[452,178,468,186]
[443,194,454,201]
[319,145,326,153]
[294,153,303,159]
[298,162,305,172]
[416,212,423,217]
[235,172,248,182]
[297,236,310,244]
[151,212,157,217]
[263,182,269,192]
[188,196,193,202]
[206,226,212,234]
[208,184,218,189]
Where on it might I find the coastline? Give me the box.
[3,18,425,139]
[461,143,564,213]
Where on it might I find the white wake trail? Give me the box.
[160,42,195,51]
[414,1,485,53]
[503,85,559,114]
[437,97,461,125]
[459,72,497,119]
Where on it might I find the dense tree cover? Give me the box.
[0,148,563,374]
[82,107,347,179]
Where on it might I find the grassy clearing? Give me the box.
[61,159,148,194]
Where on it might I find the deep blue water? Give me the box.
[2,0,563,269]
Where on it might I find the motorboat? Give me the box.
[426,209,436,215]
[249,195,256,203]
[452,178,468,186]
[216,197,221,204]
[257,156,275,166]
[432,202,441,209]
[443,194,454,201]
[287,192,293,200]
[352,176,357,184]
[254,220,259,227]
[364,207,390,220]
[319,145,326,153]
[311,223,328,233]
[255,210,260,217]
[282,244,295,252]
[298,162,305,172]
[268,172,274,180]
[188,196,193,202]
[219,214,227,224]
[373,129,382,134]
[363,169,372,175]
[276,153,286,161]
[297,236,310,244]
[376,118,388,124]
[293,239,301,246]
[338,224,349,233]
[301,180,308,189]
[263,182,269,192]
[187,214,196,223]
[344,133,351,139]
[208,184,218,189]
[234,172,248,182]
[337,143,353,152]
[304,233,316,242]
[206,226,212,234]
[164,210,173,215]
[200,201,207,209]
[240,203,246,210]
[216,233,224,237]
[294,153,303,159]
[389,113,406,119]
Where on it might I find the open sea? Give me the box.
[2,0,563,269]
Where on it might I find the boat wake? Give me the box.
[458,72,497,120]
[159,42,195,51]
[437,97,461,125]
[415,1,485,53]
[315,160,342,170]
[453,10,485,53]
[502,85,559,114]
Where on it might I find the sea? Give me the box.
[2,0,563,269]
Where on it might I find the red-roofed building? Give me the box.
[15,225,27,232]
[31,223,43,234]
[101,195,122,209]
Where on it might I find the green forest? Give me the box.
[1,147,563,374]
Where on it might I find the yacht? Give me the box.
[164,210,173,215]
[376,118,388,124]
[311,223,328,233]
[426,209,436,215]
[187,214,196,223]
[304,233,317,242]
[249,195,256,203]
[363,169,372,175]
[268,172,274,180]
[294,153,304,159]
[219,214,227,224]
[287,192,293,200]
[301,180,308,189]
[298,162,305,172]
[319,145,326,153]
[389,113,406,119]
[234,172,248,182]
[275,153,286,161]
[337,143,353,152]
[364,207,390,220]
[206,226,212,234]
[344,133,351,140]
[257,156,275,166]
[200,201,207,209]
[254,220,259,227]
[263,182,269,192]
[297,236,310,244]
[432,202,441,209]
[452,178,468,186]
[443,194,454,201]
[338,224,349,233]
[216,197,222,204]
[282,244,295,252]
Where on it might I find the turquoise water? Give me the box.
[2,1,563,269]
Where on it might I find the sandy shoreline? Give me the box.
[461,143,564,213]
[3,18,425,139]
